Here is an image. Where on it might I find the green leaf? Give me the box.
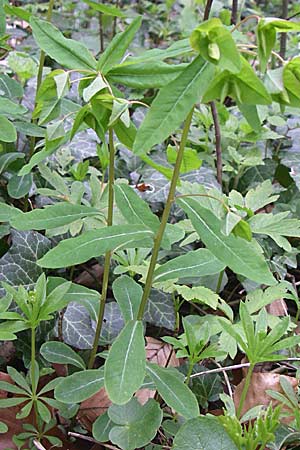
[146,363,199,419]
[0,202,22,222]
[0,421,8,433]
[177,197,276,286]
[107,61,187,89]
[153,249,225,283]
[40,341,86,369]
[83,0,126,17]
[55,368,104,403]
[38,225,154,268]
[93,412,114,442]
[0,381,28,396]
[133,57,214,155]
[14,121,46,137]
[176,285,220,309]
[97,17,142,74]
[108,398,163,450]
[7,174,32,199]
[167,145,202,173]
[0,397,29,407]
[112,275,142,322]
[0,152,24,175]
[30,17,97,71]
[0,116,17,142]
[105,320,146,405]
[173,416,238,450]
[83,75,107,102]
[11,203,101,230]
[36,400,51,423]
[0,74,23,98]
[0,97,27,116]
[190,18,241,73]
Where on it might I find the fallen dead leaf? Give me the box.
[75,264,103,289]
[234,372,298,419]
[77,387,112,431]
[266,298,288,316]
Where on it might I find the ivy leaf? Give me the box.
[173,416,238,450]
[108,398,163,450]
[177,197,276,286]
[0,230,51,292]
[30,17,97,71]
[105,320,146,405]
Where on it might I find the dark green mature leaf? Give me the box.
[153,249,225,283]
[105,320,146,405]
[125,38,191,65]
[11,203,101,230]
[107,62,187,89]
[7,174,33,199]
[30,17,97,71]
[0,74,23,98]
[146,363,199,419]
[93,412,114,442]
[0,230,51,291]
[112,275,142,322]
[177,197,276,285]
[97,17,142,74]
[145,289,175,330]
[38,225,154,268]
[40,342,85,369]
[55,368,104,403]
[0,202,21,222]
[0,116,17,142]
[0,97,27,116]
[0,152,24,175]
[173,416,238,450]
[108,398,163,450]
[133,57,214,155]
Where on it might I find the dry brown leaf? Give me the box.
[266,298,288,316]
[234,372,298,418]
[145,336,180,367]
[77,387,112,431]
[75,264,103,289]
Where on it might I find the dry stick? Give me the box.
[203,0,214,20]
[137,109,194,320]
[280,0,289,60]
[210,101,222,185]
[68,432,120,450]
[231,0,239,25]
[88,128,115,369]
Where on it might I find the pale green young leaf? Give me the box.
[105,320,146,405]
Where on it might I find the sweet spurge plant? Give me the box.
[1,0,300,448]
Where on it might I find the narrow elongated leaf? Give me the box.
[105,320,146,405]
[40,341,86,369]
[107,62,187,89]
[146,363,199,419]
[177,197,276,286]
[38,225,154,268]
[154,249,225,282]
[83,0,126,17]
[0,202,22,222]
[112,275,142,322]
[97,17,142,74]
[11,203,101,230]
[55,368,104,403]
[173,416,238,450]
[30,17,96,71]
[133,57,214,155]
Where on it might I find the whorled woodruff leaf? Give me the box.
[0,230,51,293]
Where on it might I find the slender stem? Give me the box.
[88,128,115,369]
[31,327,36,394]
[29,0,55,157]
[99,13,104,53]
[185,359,194,385]
[216,269,224,293]
[237,363,254,418]
[112,0,120,37]
[279,0,289,60]
[231,0,238,25]
[137,108,194,320]
[203,0,213,20]
[231,15,260,33]
[210,101,222,187]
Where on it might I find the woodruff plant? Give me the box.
[1,0,300,448]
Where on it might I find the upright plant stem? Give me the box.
[29,0,55,157]
[231,0,238,25]
[210,101,222,186]
[137,108,194,320]
[237,363,254,418]
[280,0,289,59]
[203,0,213,20]
[31,327,36,394]
[99,13,104,53]
[88,128,115,369]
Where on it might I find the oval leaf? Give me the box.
[55,368,104,403]
[105,320,146,405]
[40,341,86,369]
